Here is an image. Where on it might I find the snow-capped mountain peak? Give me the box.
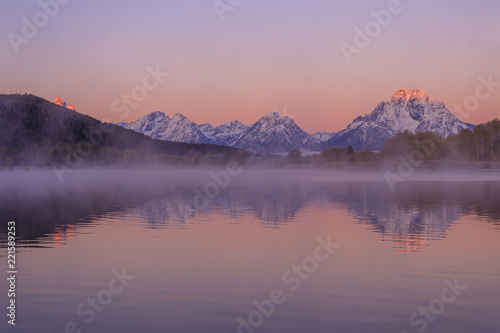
[117,89,477,153]
[116,111,170,136]
[117,110,319,153]
[149,111,169,119]
[390,89,429,104]
[266,110,284,118]
[171,113,187,121]
[214,120,248,135]
[117,112,211,144]
[233,111,317,153]
[261,110,293,122]
[312,131,337,143]
[139,111,170,125]
[324,89,475,150]
[208,120,250,146]
[198,123,216,136]
[52,96,75,110]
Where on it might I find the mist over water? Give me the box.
[1,168,499,333]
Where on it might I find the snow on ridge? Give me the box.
[325,89,475,150]
[116,89,476,153]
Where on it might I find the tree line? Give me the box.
[288,118,500,166]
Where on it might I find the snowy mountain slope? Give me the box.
[198,123,216,137]
[117,112,212,144]
[210,120,250,146]
[324,89,475,151]
[232,111,317,153]
[117,111,169,136]
[118,111,317,153]
[312,131,337,143]
[117,89,476,153]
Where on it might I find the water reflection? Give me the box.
[135,185,309,229]
[335,183,462,252]
[0,170,499,251]
[51,225,76,249]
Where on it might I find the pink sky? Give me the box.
[1,0,499,132]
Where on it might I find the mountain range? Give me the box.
[118,111,323,153]
[118,89,475,152]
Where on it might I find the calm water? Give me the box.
[1,169,499,333]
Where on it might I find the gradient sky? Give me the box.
[1,0,499,132]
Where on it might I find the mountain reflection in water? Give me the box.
[1,169,499,254]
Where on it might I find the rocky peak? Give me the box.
[390,89,429,104]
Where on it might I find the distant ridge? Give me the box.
[119,89,475,152]
[118,110,325,153]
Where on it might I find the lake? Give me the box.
[1,168,499,333]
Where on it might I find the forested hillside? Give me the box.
[0,94,246,167]
[382,119,500,161]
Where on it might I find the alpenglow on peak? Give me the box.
[323,88,474,150]
[52,96,75,110]
[390,89,429,103]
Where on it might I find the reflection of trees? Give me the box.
[343,184,460,234]
[1,173,499,249]
[345,188,462,252]
[336,181,500,251]
[0,181,170,244]
[452,182,500,228]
